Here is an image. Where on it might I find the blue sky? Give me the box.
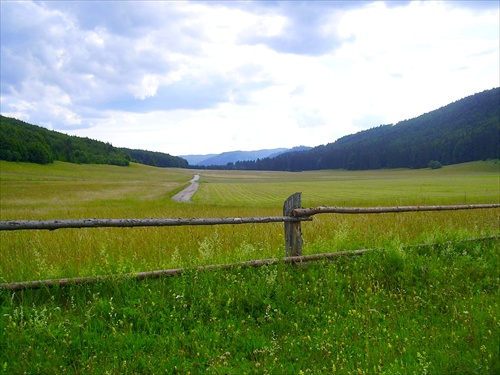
[1,1,498,156]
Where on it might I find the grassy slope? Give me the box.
[0,160,499,374]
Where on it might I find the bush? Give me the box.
[428,160,442,169]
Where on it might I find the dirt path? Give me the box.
[171,174,200,202]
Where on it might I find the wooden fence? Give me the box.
[1,192,499,290]
[1,192,499,256]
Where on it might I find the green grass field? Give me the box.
[1,160,499,374]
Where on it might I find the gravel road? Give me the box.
[171,174,200,202]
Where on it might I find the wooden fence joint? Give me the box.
[283,192,304,257]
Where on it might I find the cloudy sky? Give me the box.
[1,1,498,156]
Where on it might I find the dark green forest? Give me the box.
[0,116,187,168]
[227,87,499,171]
[122,148,188,168]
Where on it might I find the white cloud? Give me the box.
[1,0,498,156]
[133,74,161,100]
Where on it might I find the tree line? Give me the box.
[0,116,187,168]
[2,87,497,171]
[226,87,499,171]
[122,148,188,168]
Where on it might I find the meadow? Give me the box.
[1,160,499,374]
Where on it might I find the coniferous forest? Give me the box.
[230,87,499,171]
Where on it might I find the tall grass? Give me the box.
[1,160,499,373]
[1,240,498,374]
[1,160,498,282]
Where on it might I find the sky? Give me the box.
[1,1,499,156]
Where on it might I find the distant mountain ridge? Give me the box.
[181,146,311,166]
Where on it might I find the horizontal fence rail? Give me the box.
[0,216,311,231]
[2,203,496,232]
[0,249,376,291]
[293,203,500,217]
[1,236,498,291]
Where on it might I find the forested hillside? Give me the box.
[0,116,131,166]
[123,148,188,168]
[0,116,187,168]
[234,88,499,171]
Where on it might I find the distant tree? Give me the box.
[428,160,442,169]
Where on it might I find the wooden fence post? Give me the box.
[283,192,303,257]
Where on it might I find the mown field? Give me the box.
[1,160,499,374]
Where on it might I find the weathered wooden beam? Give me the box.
[293,203,500,217]
[0,216,311,231]
[2,236,497,291]
[0,248,376,291]
[283,192,303,256]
